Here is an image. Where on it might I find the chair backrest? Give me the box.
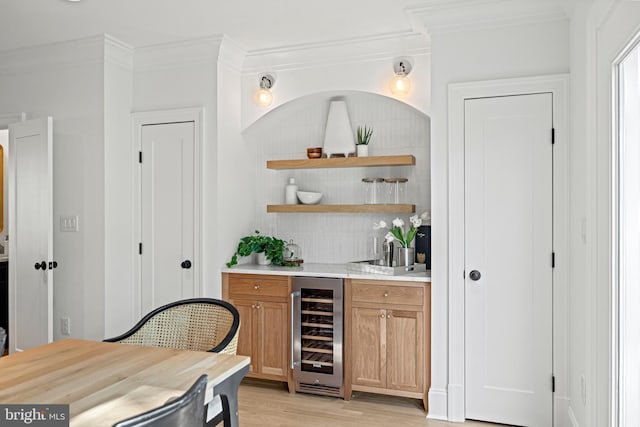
[112,374,208,427]
[104,298,240,355]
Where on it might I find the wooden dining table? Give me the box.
[0,338,250,426]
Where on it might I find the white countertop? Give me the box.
[222,262,431,283]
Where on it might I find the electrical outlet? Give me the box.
[581,375,587,405]
[61,317,71,336]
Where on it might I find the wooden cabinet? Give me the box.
[345,278,430,410]
[222,271,431,406]
[222,273,293,390]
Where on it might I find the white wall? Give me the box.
[566,2,594,425]
[214,38,253,296]
[103,38,134,337]
[241,33,430,128]
[567,1,640,426]
[0,36,108,341]
[428,18,570,421]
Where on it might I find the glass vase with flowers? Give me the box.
[373,212,429,266]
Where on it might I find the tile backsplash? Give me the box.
[244,91,430,264]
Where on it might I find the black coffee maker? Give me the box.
[414,225,431,269]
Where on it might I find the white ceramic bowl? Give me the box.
[296,191,323,205]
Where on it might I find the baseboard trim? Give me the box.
[426,388,448,420]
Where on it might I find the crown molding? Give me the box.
[218,36,247,73]
[243,31,430,73]
[104,35,134,70]
[134,35,225,72]
[407,0,568,35]
[0,34,124,75]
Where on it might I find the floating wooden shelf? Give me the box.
[267,204,416,214]
[266,155,415,170]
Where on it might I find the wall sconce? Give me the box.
[390,59,413,96]
[255,74,275,107]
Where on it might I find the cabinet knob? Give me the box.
[380,313,385,318]
[254,284,260,290]
[387,314,391,319]
[251,304,256,309]
[383,292,388,297]
[256,304,261,310]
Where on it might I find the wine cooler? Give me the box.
[291,276,344,397]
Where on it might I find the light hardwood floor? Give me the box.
[237,379,505,427]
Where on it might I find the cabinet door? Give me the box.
[229,299,256,374]
[257,301,288,379]
[351,307,386,388]
[387,309,423,393]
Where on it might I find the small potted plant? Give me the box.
[226,230,285,267]
[356,125,373,157]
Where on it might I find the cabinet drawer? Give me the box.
[351,282,423,306]
[228,275,289,299]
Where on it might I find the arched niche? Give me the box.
[243,90,429,150]
[244,90,431,265]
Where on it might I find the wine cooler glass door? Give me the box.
[292,277,343,389]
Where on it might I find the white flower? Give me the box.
[373,220,387,230]
[385,232,395,243]
[392,218,404,228]
[409,214,422,228]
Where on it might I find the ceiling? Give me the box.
[0,0,438,53]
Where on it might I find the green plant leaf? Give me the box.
[227,230,286,267]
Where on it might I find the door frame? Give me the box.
[447,75,569,423]
[131,107,203,320]
[0,113,25,353]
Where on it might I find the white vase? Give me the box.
[257,252,270,265]
[323,98,355,158]
[356,145,369,157]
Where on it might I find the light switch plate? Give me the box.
[60,215,79,232]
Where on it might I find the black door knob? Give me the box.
[34,261,47,270]
[181,260,192,269]
[469,270,482,281]
[49,261,58,270]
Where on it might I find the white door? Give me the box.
[140,121,197,314]
[464,94,553,426]
[8,117,53,352]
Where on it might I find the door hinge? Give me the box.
[139,151,142,163]
[552,252,556,268]
[139,242,143,255]
[463,270,466,279]
[552,375,556,393]
[551,128,555,145]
